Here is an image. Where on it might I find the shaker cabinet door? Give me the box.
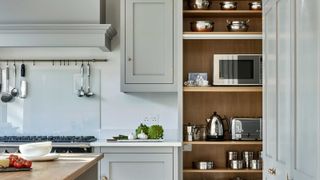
[100,153,173,180]
[125,0,173,84]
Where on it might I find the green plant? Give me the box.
[148,125,164,139]
[135,123,149,136]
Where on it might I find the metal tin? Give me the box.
[189,0,211,10]
[191,21,214,32]
[192,161,214,170]
[250,159,262,170]
[220,1,238,10]
[249,2,262,10]
[242,151,254,168]
[230,160,244,169]
[227,151,238,167]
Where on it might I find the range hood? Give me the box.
[0,24,117,52]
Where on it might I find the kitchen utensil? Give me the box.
[206,112,225,140]
[199,125,207,140]
[227,151,238,167]
[191,21,214,32]
[192,125,201,141]
[227,20,250,32]
[230,160,244,169]
[249,2,262,10]
[85,63,94,97]
[77,64,85,97]
[250,159,262,170]
[186,124,195,141]
[242,151,254,168]
[188,0,211,10]
[192,161,214,170]
[11,63,18,97]
[1,66,13,103]
[19,141,52,157]
[220,1,238,10]
[19,64,27,98]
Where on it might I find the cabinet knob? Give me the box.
[102,176,108,180]
[267,168,276,175]
[128,58,132,61]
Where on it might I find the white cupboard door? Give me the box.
[101,154,173,180]
[125,0,174,84]
[263,0,292,179]
[292,0,319,179]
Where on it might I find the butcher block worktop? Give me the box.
[0,153,103,180]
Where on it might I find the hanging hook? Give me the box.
[13,60,16,66]
[75,60,77,66]
[68,60,70,66]
[64,60,66,66]
[33,60,35,66]
[6,60,8,66]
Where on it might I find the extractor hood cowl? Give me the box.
[0,24,117,52]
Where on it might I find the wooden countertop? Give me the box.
[0,153,103,180]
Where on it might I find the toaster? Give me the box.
[231,118,262,140]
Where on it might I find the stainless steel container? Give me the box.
[227,20,250,32]
[191,21,214,32]
[249,2,262,10]
[242,151,254,168]
[230,160,244,169]
[250,159,262,170]
[192,161,214,170]
[189,0,211,10]
[227,151,238,167]
[220,1,238,10]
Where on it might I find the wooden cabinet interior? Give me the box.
[182,0,263,179]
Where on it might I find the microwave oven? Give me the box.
[213,54,262,86]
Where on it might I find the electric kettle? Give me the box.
[206,112,224,140]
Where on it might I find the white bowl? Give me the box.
[19,141,52,157]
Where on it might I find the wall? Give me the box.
[0,0,179,140]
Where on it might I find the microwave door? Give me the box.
[237,56,260,85]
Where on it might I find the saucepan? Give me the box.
[249,2,262,10]
[191,21,214,32]
[227,19,250,32]
[220,1,238,10]
[189,0,211,10]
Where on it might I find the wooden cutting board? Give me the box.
[0,168,32,173]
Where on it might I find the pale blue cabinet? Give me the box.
[121,0,177,92]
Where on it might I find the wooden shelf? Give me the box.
[183,32,262,39]
[184,141,262,145]
[184,10,262,18]
[184,169,262,173]
[184,86,262,93]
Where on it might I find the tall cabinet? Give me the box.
[263,0,319,179]
[181,0,263,179]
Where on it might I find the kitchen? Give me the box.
[0,0,319,180]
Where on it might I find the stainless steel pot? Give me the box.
[227,19,250,32]
[192,161,214,170]
[189,0,211,10]
[230,160,244,169]
[249,2,262,10]
[191,21,214,32]
[220,1,238,10]
[242,151,254,168]
[250,159,262,170]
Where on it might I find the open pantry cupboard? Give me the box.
[180,0,263,179]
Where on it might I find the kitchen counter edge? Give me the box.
[90,141,182,147]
